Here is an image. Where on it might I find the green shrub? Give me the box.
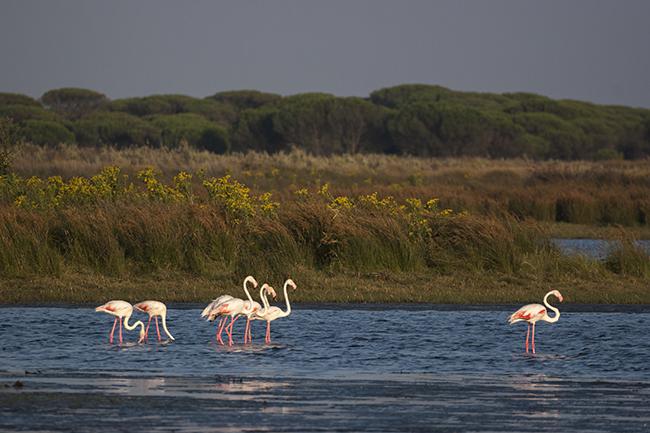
[148,113,229,153]
[40,88,108,119]
[73,112,160,147]
[22,120,75,146]
[0,93,41,107]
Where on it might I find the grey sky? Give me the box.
[2,0,650,107]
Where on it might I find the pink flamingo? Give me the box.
[241,278,262,344]
[248,283,275,341]
[95,300,145,344]
[134,300,175,342]
[509,290,563,354]
[201,294,233,341]
[255,279,296,344]
[201,276,258,345]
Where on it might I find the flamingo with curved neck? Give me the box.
[95,300,145,344]
[134,300,175,341]
[241,276,261,343]
[509,290,563,354]
[200,276,258,345]
[257,279,296,343]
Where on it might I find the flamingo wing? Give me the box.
[509,303,546,324]
[95,300,132,316]
[201,295,233,318]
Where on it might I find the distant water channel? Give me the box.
[553,238,650,260]
[1,305,650,432]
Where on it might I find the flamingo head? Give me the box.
[244,275,258,288]
[138,327,146,343]
[551,290,564,302]
[262,284,277,298]
[95,303,112,313]
[285,279,297,290]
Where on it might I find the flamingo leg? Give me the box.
[109,317,118,344]
[145,317,152,341]
[266,321,271,344]
[248,320,254,343]
[532,323,536,354]
[118,318,123,345]
[216,317,226,345]
[227,316,239,346]
[155,316,161,341]
[244,318,251,344]
[525,324,530,353]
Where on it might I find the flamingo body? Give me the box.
[201,295,233,319]
[95,300,145,344]
[202,276,259,345]
[509,290,563,354]
[255,279,296,343]
[134,300,175,341]
[508,304,547,324]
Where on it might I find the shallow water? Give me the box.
[1,306,649,432]
[553,238,650,260]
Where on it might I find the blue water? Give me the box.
[1,305,650,432]
[553,238,650,260]
[1,306,649,379]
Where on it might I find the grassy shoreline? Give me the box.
[2,151,649,305]
[2,264,649,305]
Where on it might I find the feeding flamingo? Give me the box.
[255,279,296,344]
[95,300,145,344]
[203,276,259,346]
[134,300,175,342]
[509,290,564,354]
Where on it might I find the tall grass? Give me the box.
[9,143,650,227]
[1,150,650,303]
[605,233,650,278]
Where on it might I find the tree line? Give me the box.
[1,84,649,159]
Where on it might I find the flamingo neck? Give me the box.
[259,286,270,314]
[543,292,561,323]
[281,280,292,317]
[243,278,255,303]
[161,314,175,340]
[123,314,145,339]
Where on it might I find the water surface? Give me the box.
[1,306,649,432]
[553,238,650,260]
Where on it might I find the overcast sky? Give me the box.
[2,0,650,107]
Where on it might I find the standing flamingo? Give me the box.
[256,279,296,344]
[202,276,259,345]
[241,278,262,344]
[509,290,564,354]
[95,300,145,344]
[201,294,233,344]
[134,300,175,342]
[248,283,275,341]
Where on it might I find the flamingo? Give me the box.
[95,300,145,344]
[134,300,175,342]
[201,294,233,344]
[256,279,296,344]
[508,290,564,354]
[241,278,263,344]
[204,276,259,346]
[248,283,275,341]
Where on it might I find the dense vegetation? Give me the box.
[1,149,649,304]
[8,144,650,228]
[2,85,650,159]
